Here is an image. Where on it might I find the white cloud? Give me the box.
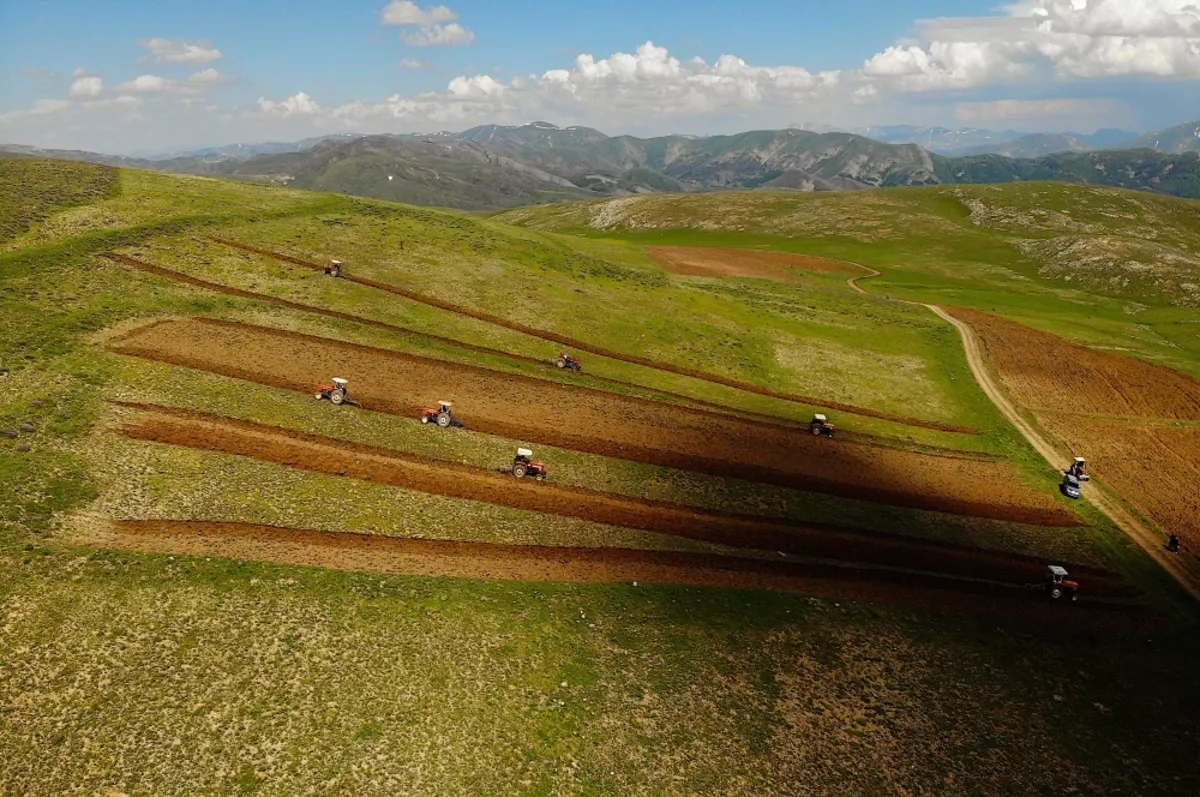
[186,68,232,86]
[380,1,456,25]
[399,58,427,69]
[118,74,170,93]
[136,37,223,64]
[861,0,1200,95]
[401,21,474,46]
[0,99,70,124]
[257,92,322,117]
[68,75,104,97]
[955,97,1122,122]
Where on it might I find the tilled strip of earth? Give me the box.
[108,318,1075,526]
[114,403,1125,592]
[81,520,1161,628]
[104,251,991,460]
[207,236,979,435]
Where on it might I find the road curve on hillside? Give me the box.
[846,258,1200,602]
[927,305,1200,604]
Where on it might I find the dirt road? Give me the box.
[930,306,1200,603]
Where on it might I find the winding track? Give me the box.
[849,260,1200,603]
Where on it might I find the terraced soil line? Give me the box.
[109,318,1075,525]
[208,236,978,435]
[931,307,1200,604]
[114,404,1126,592]
[86,520,1158,627]
[105,251,983,459]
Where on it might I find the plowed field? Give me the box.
[109,319,1075,525]
[645,246,858,280]
[1038,414,1200,548]
[116,404,1117,585]
[952,308,1200,420]
[80,520,1152,625]
[209,236,977,433]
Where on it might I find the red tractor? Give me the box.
[809,413,835,437]
[314,377,354,406]
[323,259,342,277]
[512,447,547,481]
[1044,565,1079,602]
[1067,457,1089,481]
[556,353,582,372]
[420,401,464,428]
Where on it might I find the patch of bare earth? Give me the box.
[645,246,859,281]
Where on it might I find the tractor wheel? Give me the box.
[1050,587,1063,600]
[556,358,566,369]
[315,391,325,400]
[421,415,430,424]
[513,464,528,478]
[437,414,451,428]
[535,472,546,482]
[330,390,345,405]
[811,425,822,436]
[1071,593,1078,602]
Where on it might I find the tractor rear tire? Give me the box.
[811,425,822,436]
[556,358,566,369]
[1050,587,1063,600]
[437,414,451,428]
[513,464,528,478]
[331,390,345,406]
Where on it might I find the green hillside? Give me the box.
[3,160,1200,795]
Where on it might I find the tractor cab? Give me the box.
[1045,565,1079,601]
[512,447,547,481]
[420,400,461,428]
[1068,457,1090,481]
[809,413,836,437]
[556,352,582,372]
[324,259,342,277]
[314,377,350,405]
[1060,472,1081,499]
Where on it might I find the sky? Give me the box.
[2,0,1199,154]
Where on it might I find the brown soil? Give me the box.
[951,307,1200,420]
[108,319,1075,525]
[645,246,859,280]
[105,251,985,459]
[208,236,979,434]
[112,403,1120,592]
[85,520,1159,627]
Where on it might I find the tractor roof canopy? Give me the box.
[332,378,348,386]
[1048,565,1068,577]
[517,447,533,458]
[813,414,827,422]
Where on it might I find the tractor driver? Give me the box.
[1168,534,1181,553]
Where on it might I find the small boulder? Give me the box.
[19,422,35,433]
[0,429,16,439]
[16,444,31,452]
[31,400,43,408]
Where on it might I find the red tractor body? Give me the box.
[513,448,547,481]
[420,401,462,428]
[810,413,836,437]
[314,377,351,405]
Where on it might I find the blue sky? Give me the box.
[2,0,1199,153]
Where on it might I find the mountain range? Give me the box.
[4,120,1200,210]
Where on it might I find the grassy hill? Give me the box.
[3,160,1200,794]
